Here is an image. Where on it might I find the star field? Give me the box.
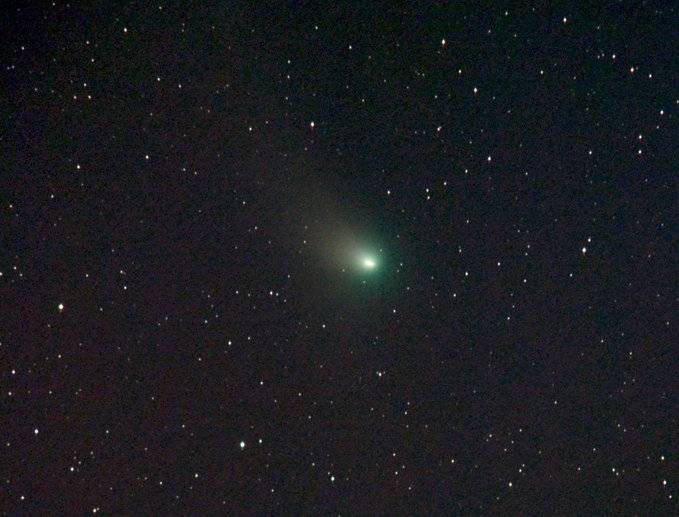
[2,1,677,514]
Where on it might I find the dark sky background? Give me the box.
[2,1,677,514]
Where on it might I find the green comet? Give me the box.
[361,256,377,270]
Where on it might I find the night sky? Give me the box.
[2,1,677,514]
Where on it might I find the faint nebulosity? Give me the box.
[2,2,677,514]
